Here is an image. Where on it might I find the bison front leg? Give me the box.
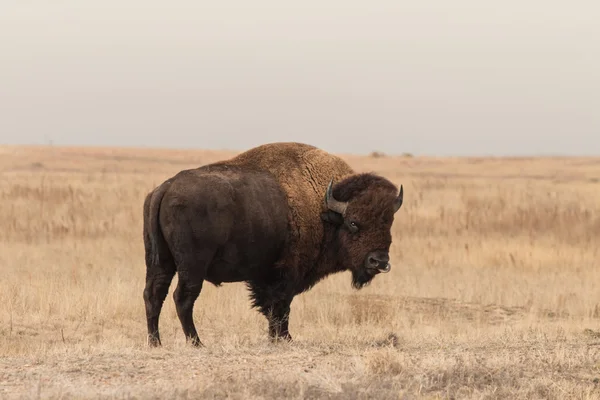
[248,281,294,342]
[267,299,293,342]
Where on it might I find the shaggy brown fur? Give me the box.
[142,142,403,346]
[213,143,354,279]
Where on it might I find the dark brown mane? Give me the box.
[332,172,399,201]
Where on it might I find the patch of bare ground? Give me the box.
[2,146,600,399]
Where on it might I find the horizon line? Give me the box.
[1,142,598,159]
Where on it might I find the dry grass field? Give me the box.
[1,144,600,399]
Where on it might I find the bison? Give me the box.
[143,142,403,346]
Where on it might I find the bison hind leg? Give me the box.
[171,248,217,348]
[173,277,204,347]
[143,260,176,347]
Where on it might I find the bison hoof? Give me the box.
[147,335,162,347]
[188,336,204,348]
[270,333,293,343]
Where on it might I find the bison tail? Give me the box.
[143,180,172,269]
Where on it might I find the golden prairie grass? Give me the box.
[1,145,600,399]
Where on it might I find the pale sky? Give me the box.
[1,1,599,156]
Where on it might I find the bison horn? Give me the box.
[325,179,348,215]
[394,185,403,213]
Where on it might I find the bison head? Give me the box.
[322,173,403,289]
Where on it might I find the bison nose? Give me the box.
[366,252,391,273]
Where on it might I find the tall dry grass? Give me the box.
[1,145,600,399]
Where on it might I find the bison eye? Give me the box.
[347,220,359,233]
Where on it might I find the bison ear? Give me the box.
[393,185,403,213]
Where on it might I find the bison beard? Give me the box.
[142,142,403,347]
[351,268,379,289]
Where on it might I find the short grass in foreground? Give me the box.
[1,146,600,399]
